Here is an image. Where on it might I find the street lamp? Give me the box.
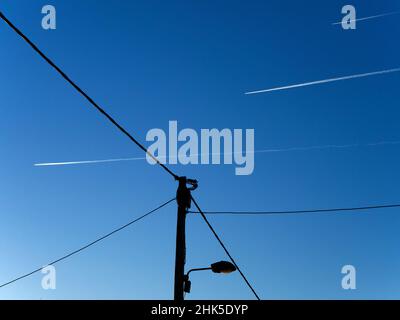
[184,261,237,294]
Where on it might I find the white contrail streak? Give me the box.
[244,67,400,95]
[332,11,400,25]
[34,157,145,167]
[34,140,400,167]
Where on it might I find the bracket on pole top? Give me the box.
[186,178,198,191]
[176,177,198,209]
[177,176,198,190]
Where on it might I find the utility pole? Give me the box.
[174,176,197,301]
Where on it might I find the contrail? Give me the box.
[34,157,145,167]
[245,67,400,95]
[332,11,400,25]
[34,140,400,167]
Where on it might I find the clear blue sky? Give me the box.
[1,0,399,299]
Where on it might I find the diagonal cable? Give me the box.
[191,196,261,300]
[0,11,178,180]
[0,197,175,289]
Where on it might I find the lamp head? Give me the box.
[211,261,237,274]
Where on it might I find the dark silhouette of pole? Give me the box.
[174,177,197,301]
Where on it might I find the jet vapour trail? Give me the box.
[332,11,400,25]
[34,157,145,167]
[34,140,400,167]
[245,67,400,95]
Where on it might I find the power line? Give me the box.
[0,197,175,289]
[188,203,400,215]
[191,196,261,300]
[0,11,178,181]
[0,10,259,300]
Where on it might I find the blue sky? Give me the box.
[0,0,399,299]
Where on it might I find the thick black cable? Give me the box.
[188,203,400,215]
[0,197,175,289]
[191,196,261,300]
[0,11,178,180]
